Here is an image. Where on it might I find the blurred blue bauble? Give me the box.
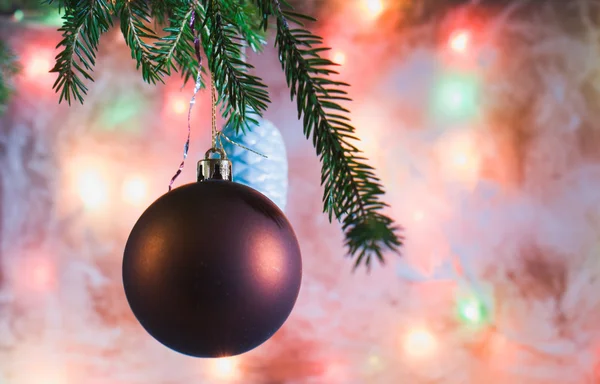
[222,118,288,211]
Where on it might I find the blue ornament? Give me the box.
[221,118,288,211]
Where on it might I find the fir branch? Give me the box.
[147,0,170,25]
[153,2,202,86]
[220,0,267,53]
[115,0,163,84]
[44,0,403,268]
[0,40,19,113]
[50,0,113,104]
[256,0,403,267]
[204,0,270,133]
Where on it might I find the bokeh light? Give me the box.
[99,93,147,132]
[208,357,241,381]
[367,354,384,372]
[436,129,481,184]
[167,93,188,116]
[449,30,470,53]
[20,255,57,292]
[9,251,58,297]
[31,258,55,291]
[76,168,109,210]
[322,361,348,383]
[413,210,425,222]
[361,0,384,19]
[403,327,438,358]
[457,297,487,325]
[40,8,65,27]
[9,350,67,384]
[23,49,53,79]
[13,10,24,22]
[432,73,480,121]
[333,50,346,65]
[121,175,148,206]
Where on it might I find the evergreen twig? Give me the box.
[50,0,113,104]
[254,0,403,268]
[220,0,266,53]
[203,0,270,133]
[152,2,201,85]
[115,0,163,84]
[39,0,402,268]
[0,40,19,114]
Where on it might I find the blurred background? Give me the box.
[1,0,600,383]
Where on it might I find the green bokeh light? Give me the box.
[457,297,487,325]
[432,73,480,121]
[12,7,64,27]
[99,92,147,133]
[13,10,24,22]
[40,8,65,27]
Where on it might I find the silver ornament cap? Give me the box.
[197,148,232,182]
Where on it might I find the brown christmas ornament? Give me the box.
[123,149,302,357]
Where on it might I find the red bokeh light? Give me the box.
[25,53,53,78]
[449,30,470,53]
[31,259,55,290]
[14,254,58,293]
[17,46,57,92]
[21,48,56,85]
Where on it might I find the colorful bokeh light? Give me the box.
[27,256,57,292]
[208,357,240,381]
[367,354,384,372]
[449,30,470,53]
[31,259,54,290]
[122,175,147,206]
[13,10,24,22]
[167,93,188,116]
[333,51,347,65]
[361,0,384,19]
[457,297,487,325]
[24,50,53,79]
[403,327,438,358]
[432,73,480,121]
[437,129,481,184]
[99,93,146,132]
[39,8,65,27]
[413,210,425,222]
[77,169,109,210]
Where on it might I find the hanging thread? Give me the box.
[211,72,218,150]
[168,11,204,191]
[169,13,267,191]
[209,73,267,159]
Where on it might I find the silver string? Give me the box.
[168,11,202,191]
[168,69,202,191]
[217,131,267,158]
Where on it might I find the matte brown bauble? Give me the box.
[123,180,302,358]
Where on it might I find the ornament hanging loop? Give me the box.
[205,147,227,159]
[197,147,232,182]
